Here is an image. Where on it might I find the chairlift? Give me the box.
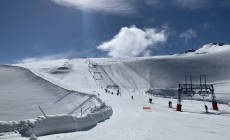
[198,91,209,97]
[177,75,218,111]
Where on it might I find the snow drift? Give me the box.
[19,105,112,137]
[0,65,112,136]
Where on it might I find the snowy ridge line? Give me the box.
[6,64,88,97]
[19,105,113,137]
[28,68,80,93]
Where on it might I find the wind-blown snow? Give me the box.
[195,43,230,54]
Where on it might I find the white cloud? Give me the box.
[97,26,168,57]
[51,0,137,15]
[179,29,197,42]
[51,0,229,15]
[16,51,75,63]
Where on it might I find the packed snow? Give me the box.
[0,44,230,139]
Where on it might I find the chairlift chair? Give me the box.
[198,91,210,97]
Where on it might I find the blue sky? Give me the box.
[0,0,230,63]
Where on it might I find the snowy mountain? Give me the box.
[0,43,230,140]
[92,43,230,103]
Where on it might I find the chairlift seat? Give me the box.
[198,91,210,96]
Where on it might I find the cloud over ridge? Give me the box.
[97,26,168,57]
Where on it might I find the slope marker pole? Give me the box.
[38,106,47,118]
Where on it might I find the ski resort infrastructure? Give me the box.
[0,43,230,140]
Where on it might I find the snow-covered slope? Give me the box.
[15,59,102,93]
[0,65,95,121]
[1,43,230,139]
[92,44,230,103]
[0,64,112,135]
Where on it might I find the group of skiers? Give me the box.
[168,100,209,113]
[104,89,209,113]
[105,88,121,96]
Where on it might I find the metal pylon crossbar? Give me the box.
[177,75,218,111]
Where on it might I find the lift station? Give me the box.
[177,75,218,111]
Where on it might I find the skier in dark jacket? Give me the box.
[168,101,172,108]
[149,98,152,103]
[205,105,208,113]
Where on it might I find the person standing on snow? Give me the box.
[168,101,172,108]
[205,105,208,113]
[149,98,152,103]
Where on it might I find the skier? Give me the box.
[205,105,208,113]
[149,98,152,103]
[168,101,172,108]
[117,90,120,95]
[131,96,134,100]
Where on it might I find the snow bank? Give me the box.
[195,43,230,54]
[0,121,18,133]
[0,119,36,133]
[19,105,112,137]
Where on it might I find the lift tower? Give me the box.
[177,75,218,111]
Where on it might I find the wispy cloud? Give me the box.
[179,29,197,43]
[172,0,214,9]
[145,0,169,8]
[51,0,138,15]
[16,50,75,63]
[51,0,230,16]
[15,48,100,63]
[97,25,168,57]
[145,0,230,10]
[145,0,160,6]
